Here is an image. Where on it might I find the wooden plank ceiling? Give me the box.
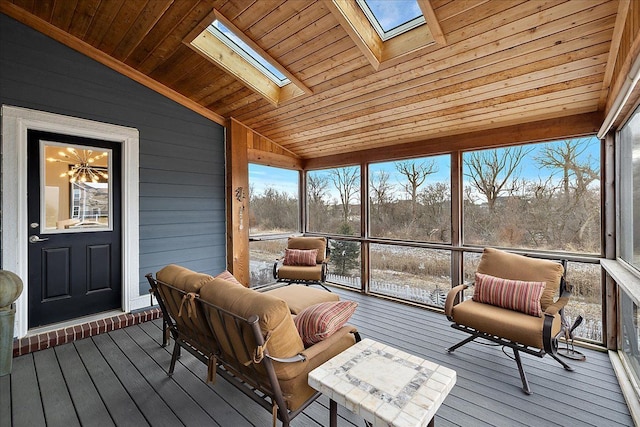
[2,0,620,161]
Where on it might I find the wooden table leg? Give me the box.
[330,399,337,427]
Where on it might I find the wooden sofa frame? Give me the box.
[146,272,360,426]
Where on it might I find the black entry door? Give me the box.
[27,130,122,328]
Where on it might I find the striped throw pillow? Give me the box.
[294,301,358,346]
[283,248,318,266]
[472,272,546,317]
[215,270,242,286]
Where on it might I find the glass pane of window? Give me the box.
[250,238,288,287]
[463,138,601,254]
[619,107,640,271]
[208,20,290,87]
[357,0,425,40]
[42,141,111,233]
[462,251,481,285]
[249,164,299,235]
[326,238,361,289]
[370,244,450,307]
[369,155,450,242]
[307,167,361,236]
[621,290,640,389]
[563,261,602,343]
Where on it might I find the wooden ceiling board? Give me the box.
[3,0,623,161]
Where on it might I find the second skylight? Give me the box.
[357,0,425,41]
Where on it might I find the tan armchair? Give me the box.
[273,236,330,291]
[444,247,574,395]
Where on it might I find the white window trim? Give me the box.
[1,105,141,338]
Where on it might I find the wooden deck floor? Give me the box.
[2,287,634,427]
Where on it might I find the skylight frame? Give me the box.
[356,0,426,41]
[207,20,290,87]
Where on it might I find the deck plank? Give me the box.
[32,348,81,427]
[73,337,149,427]
[0,372,12,426]
[54,343,115,427]
[7,287,635,427]
[10,354,46,427]
[90,332,183,426]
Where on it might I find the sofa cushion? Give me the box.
[283,248,318,266]
[157,264,215,293]
[287,236,327,263]
[294,301,358,346]
[473,272,546,317]
[265,285,339,314]
[477,247,563,311]
[199,278,305,367]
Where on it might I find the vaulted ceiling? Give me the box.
[1,0,629,161]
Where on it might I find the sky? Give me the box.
[249,137,601,201]
[361,0,423,33]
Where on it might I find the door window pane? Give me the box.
[42,141,111,233]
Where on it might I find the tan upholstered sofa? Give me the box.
[147,265,358,427]
[444,248,574,395]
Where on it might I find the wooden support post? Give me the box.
[604,132,617,349]
[226,119,250,286]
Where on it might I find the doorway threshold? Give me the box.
[12,307,162,357]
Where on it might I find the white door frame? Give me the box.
[2,105,141,338]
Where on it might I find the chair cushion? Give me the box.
[283,248,318,266]
[277,264,323,282]
[265,285,339,314]
[452,299,562,349]
[214,270,243,286]
[287,236,327,263]
[294,301,358,346]
[473,272,546,317]
[477,247,563,311]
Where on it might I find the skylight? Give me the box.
[207,20,290,87]
[356,0,425,41]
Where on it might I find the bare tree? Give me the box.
[370,170,394,212]
[395,160,438,220]
[464,146,531,212]
[329,167,360,223]
[307,174,330,231]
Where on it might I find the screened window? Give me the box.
[369,155,450,242]
[248,164,299,235]
[619,107,640,272]
[463,138,601,254]
[307,166,361,236]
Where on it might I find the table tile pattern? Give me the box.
[309,338,456,427]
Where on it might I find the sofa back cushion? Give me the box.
[199,278,305,373]
[287,236,327,263]
[477,248,563,311]
[155,264,216,350]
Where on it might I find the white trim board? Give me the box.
[1,105,140,338]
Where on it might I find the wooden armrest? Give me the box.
[444,284,469,320]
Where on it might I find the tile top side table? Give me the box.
[308,338,456,427]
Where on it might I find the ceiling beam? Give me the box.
[597,0,631,110]
[417,0,446,45]
[303,111,602,169]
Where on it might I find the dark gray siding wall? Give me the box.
[0,14,226,295]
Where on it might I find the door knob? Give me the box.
[29,235,49,243]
